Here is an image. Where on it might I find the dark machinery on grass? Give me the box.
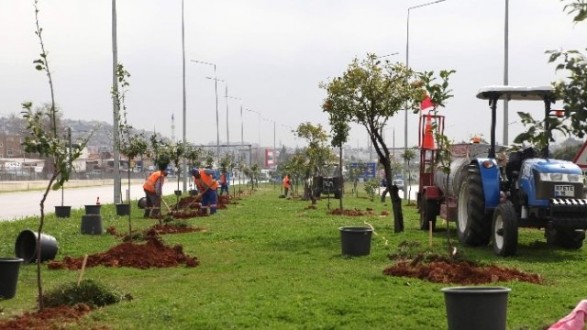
[417,86,587,256]
[313,163,343,199]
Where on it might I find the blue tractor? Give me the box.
[456,85,587,256]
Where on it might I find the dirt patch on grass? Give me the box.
[383,254,542,285]
[47,229,199,270]
[328,208,380,216]
[0,303,94,330]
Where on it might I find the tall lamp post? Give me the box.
[405,0,447,181]
[111,0,121,203]
[246,108,262,166]
[180,0,187,192]
[226,95,242,147]
[191,59,220,161]
[503,0,509,145]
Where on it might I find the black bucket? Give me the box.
[54,205,71,218]
[339,226,373,256]
[84,204,101,215]
[81,214,103,235]
[0,257,23,299]
[137,197,147,209]
[116,203,130,216]
[441,286,511,330]
[15,230,59,264]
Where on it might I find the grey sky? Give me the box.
[1,0,586,151]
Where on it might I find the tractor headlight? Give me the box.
[539,172,581,182]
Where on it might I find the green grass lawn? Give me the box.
[0,184,585,329]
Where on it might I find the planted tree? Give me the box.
[21,1,91,310]
[321,53,422,232]
[400,148,416,205]
[322,53,455,232]
[294,122,334,203]
[541,2,587,148]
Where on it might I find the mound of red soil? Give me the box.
[48,229,199,270]
[383,254,542,285]
[328,208,376,216]
[0,303,92,330]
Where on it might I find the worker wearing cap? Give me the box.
[143,165,168,218]
[219,169,229,196]
[282,174,291,198]
[192,168,219,215]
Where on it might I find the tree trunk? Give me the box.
[391,184,404,233]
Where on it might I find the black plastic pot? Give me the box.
[116,203,130,216]
[339,226,373,256]
[441,286,511,330]
[84,204,101,215]
[54,205,71,218]
[81,214,103,235]
[0,257,23,299]
[174,190,182,196]
[137,197,147,209]
[15,230,59,264]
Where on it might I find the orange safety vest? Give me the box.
[283,175,291,189]
[196,169,219,191]
[220,173,227,185]
[143,171,163,193]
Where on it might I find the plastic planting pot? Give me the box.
[0,257,23,299]
[339,226,373,256]
[81,214,103,235]
[441,286,511,330]
[84,204,101,215]
[54,205,71,218]
[14,230,59,264]
[116,203,130,216]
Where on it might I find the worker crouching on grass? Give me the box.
[191,168,219,215]
[143,166,169,218]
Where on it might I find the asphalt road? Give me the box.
[0,181,180,221]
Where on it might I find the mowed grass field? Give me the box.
[0,183,585,329]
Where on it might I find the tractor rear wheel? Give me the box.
[456,165,491,246]
[492,201,518,256]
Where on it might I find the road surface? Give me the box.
[0,180,180,221]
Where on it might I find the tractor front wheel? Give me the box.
[546,227,585,250]
[492,201,518,256]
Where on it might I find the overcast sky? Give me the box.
[1,0,586,152]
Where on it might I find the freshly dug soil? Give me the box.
[383,254,542,285]
[0,303,93,330]
[150,223,205,234]
[47,229,199,270]
[328,208,389,217]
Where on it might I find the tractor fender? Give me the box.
[473,158,501,209]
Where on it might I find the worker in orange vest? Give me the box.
[282,174,291,198]
[191,168,219,215]
[143,165,168,218]
[219,169,229,196]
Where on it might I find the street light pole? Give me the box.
[503,0,509,145]
[181,0,187,193]
[405,0,447,181]
[246,108,261,166]
[111,0,121,204]
[191,59,220,161]
[225,85,229,146]
[227,94,242,146]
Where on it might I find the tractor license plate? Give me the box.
[554,185,574,197]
